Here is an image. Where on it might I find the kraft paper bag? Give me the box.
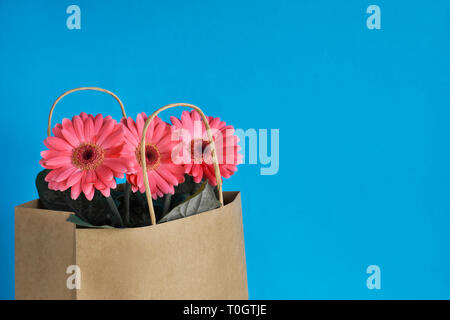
[16,88,247,300]
[15,191,248,300]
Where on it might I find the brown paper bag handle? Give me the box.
[141,103,224,225]
[47,87,127,136]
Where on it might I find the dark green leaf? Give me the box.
[66,214,115,229]
[158,182,221,223]
[36,169,72,212]
[36,169,122,227]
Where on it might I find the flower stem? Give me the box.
[162,194,172,216]
[124,182,131,226]
[106,196,124,227]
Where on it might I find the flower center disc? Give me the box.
[72,143,105,171]
[137,144,161,170]
[190,139,210,162]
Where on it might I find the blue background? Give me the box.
[1,0,449,299]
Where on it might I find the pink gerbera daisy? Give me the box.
[40,112,131,200]
[170,110,243,186]
[121,113,185,199]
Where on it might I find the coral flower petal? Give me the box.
[84,116,95,141]
[100,126,123,149]
[61,119,80,148]
[67,170,83,187]
[55,166,78,182]
[44,136,73,151]
[45,156,72,167]
[96,120,115,146]
[71,183,82,200]
[93,114,103,135]
[72,115,85,142]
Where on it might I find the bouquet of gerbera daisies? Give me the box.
[37,88,242,228]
